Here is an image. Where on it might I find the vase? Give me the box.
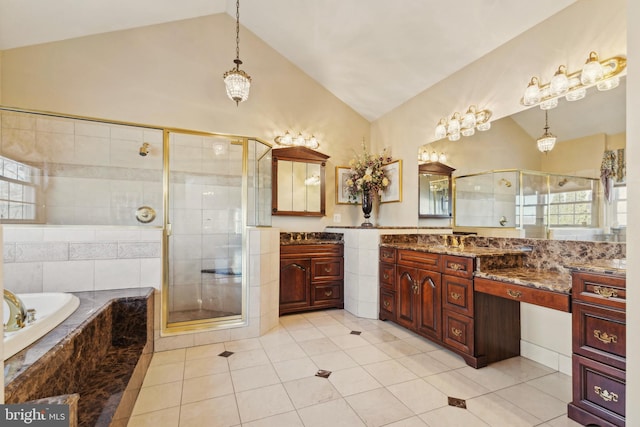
[361,190,374,227]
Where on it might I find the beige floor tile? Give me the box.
[345,344,392,365]
[387,378,448,414]
[375,340,422,359]
[420,406,489,427]
[179,394,240,427]
[127,406,180,427]
[150,349,186,367]
[297,398,366,427]
[280,316,315,331]
[396,353,450,377]
[401,336,443,353]
[542,415,584,427]
[496,383,567,422]
[383,324,418,339]
[346,387,413,427]
[328,366,382,396]
[181,372,234,404]
[273,356,318,382]
[289,327,326,342]
[298,337,341,355]
[466,392,542,426]
[363,359,418,386]
[259,327,295,348]
[310,350,358,371]
[526,372,573,403]
[230,363,281,392]
[360,328,402,344]
[264,342,308,363]
[423,370,491,400]
[131,381,182,415]
[308,316,343,328]
[382,416,429,427]
[241,411,304,427]
[491,356,555,382]
[456,364,522,391]
[183,355,229,379]
[227,348,271,371]
[329,333,370,350]
[224,337,262,352]
[317,324,352,337]
[427,349,467,369]
[185,343,225,360]
[235,383,295,423]
[141,361,184,387]
[283,376,342,409]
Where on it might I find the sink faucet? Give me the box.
[4,289,27,332]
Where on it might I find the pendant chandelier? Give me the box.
[536,110,556,153]
[223,0,251,105]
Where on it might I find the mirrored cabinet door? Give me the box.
[418,162,455,218]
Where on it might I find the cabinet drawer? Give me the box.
[474,277,570,312]
[311,257,344,281]
[573,301,625,369]
[379,263,396,290]
[443,310,474,355]
[281,243,344,258]
[379,289,395,321]
[397,249,440,271]
[379,247,396,263]
[442,275,473,316]
[442,255,474,279]
[572,272,626,310]
[571,354,625,425]
[312,283,342,304]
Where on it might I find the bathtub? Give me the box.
[3,292,80,360]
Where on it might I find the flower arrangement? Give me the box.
[345,143,393,202]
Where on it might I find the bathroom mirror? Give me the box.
[418,162,455,218]
[272,146,329,216]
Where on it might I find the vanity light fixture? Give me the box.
[536,110,556,153]
[419,149,447,164]
[223,0,251,105]
[435,106,492,141]
[274,131,320,149]
[521,51,626,110]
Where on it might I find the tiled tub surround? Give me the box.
[4,288,154,427]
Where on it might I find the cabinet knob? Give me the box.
[593,329,617,345]
[383,300,390,308]
[593,286,618,299]
[594,386,618,403]
[383,273,389,279]
[324,289,333,297]
[506,289,522,299]
[324,266,332,273]
[450,292,462,301]
[451,327,463,337]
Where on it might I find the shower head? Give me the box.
[139,143,150,157]
[558,178,569,187]
[498,178,512,187]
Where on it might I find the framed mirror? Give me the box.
[419,162,455,218]
[272,146,329,216]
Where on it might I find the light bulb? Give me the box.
[435,119,447,139]
[540,98,558,110]
[447,114,460,135]
[438,153,447,163]
[523,77,541,105]
[550,65,569,96]
[430,151,438,162]
[597,76,619,91]
[565,88,586,101]
[581,51,604,85]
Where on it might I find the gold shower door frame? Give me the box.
[161,129,249,334]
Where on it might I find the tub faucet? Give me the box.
[4,289,27,332]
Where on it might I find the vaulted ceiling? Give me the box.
[0,0,578,121]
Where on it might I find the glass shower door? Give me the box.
[165,131,244,328]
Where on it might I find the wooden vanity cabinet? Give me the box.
[379,247,397,321]
[441,256,475,355]
[280,244,344,315]
[568,271,626,427]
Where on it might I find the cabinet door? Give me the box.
[417,268,442,340]
[396,265,418,330]
[280,259,311,312]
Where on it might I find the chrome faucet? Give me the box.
[4,289,28,332]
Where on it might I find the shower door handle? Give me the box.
[166,223,173,236]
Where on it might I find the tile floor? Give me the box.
[128,309,582,427]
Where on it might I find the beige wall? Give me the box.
[371,0,626,227]
[0,14,370,232]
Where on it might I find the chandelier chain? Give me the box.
[235,0,240,63]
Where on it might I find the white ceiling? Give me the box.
[0,0,578,121]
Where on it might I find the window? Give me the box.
[547,189,595,227]
[611,184,627,227]
[0,156,39,222]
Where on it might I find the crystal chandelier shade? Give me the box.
[536,110,557,153]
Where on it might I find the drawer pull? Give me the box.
[383,273,389,280]
[324,289,333,297]
[383,300,390,308]
[507,289,522,298]
[412,284,419,294]
[448,262,465,271]
[594,386,618,403]
[324,266,332,273]
[451,327,463,337]
[594,329,617,345]
[450,292,462,301]
[382,251,392,259]
[593,286,618,299]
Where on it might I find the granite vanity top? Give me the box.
[566,258,626,276]
[4,287,153,385]
[280,232,344,245]
[474,268,572,294]
[380,242,530,258]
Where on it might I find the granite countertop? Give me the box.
[474,268,572,294]
[380,242,530,258]
[565,258,626,277]
[281,238,344,245]
[4,287,153,385]
[280,232,344,245]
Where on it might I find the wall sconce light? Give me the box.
[274,131,319,149]
[521,51,626,110]
[435,105,492,141]
[419,149,447,164]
